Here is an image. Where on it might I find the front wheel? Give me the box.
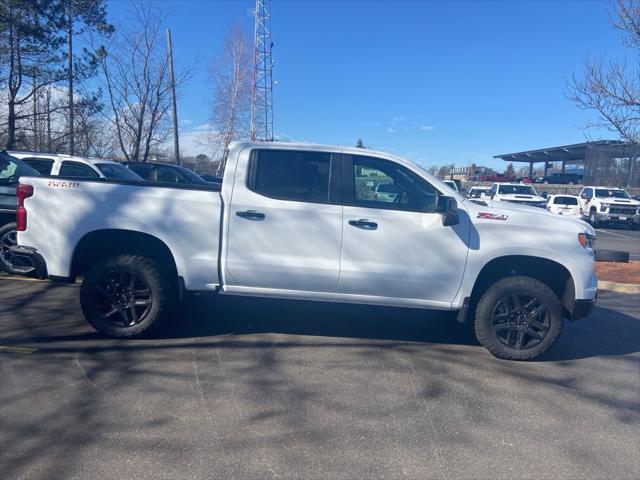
[589,209,600,228]
[80,254,176,338]
[474,276,563,360]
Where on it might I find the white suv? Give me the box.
[9,151,141,181]
[482,183,547,208]
[579,186,640,228]
[546,195,582,219]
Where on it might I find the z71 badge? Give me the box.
[477,212,508,221]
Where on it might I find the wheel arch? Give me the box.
[71,229,179,280]
[468,255,575,319]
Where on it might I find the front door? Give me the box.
[225,148,343,293]
[337,154,470,306]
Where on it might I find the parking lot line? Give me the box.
[597,229,638,240]
[0,345,38,354]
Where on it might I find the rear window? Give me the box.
[22,157,54,175]
[249,150,331,204]
[96,163,142,181]
[553,196,578,205]
[59,161,100,178]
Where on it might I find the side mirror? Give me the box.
[435,195,459,227]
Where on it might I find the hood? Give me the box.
[598,197,640,206]
[499,193,545,202]
[465,198,594,234]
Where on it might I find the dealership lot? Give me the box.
[1,277,638,479]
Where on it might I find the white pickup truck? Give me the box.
[578,186,640,229]
[13,142,597,360]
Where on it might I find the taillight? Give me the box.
[16,184,34,231]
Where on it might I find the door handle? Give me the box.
[349,219,378,230]
[236,210,265,221]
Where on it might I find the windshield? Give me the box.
[0,153,40,183]
[595,189,630,199]
[96,163,143,181]
[553,196,578,205]
[498,185,537,195]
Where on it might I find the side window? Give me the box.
[249,150,331,203]
[157,165,185,183]
[584,188,593,200]
[59,161,100,178]
[23,157,54,175]
[351,156,437,212]
[488,184,497,196]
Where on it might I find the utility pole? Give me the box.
[251,0,274,141]
[166,28,181,165]
[46,89,52,152]
[67,2,74,155]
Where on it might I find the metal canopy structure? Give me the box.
[494,140,640,186]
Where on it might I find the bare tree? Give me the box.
[98,0,187,161]
[209,22,252,173]
[568,0,640,144]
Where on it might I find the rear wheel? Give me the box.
[80,254,176,338]
[0,223,35,275]
[474,276,563,360]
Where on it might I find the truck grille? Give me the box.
[609,206,637,215]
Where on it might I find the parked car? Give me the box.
[13,142,597,361]
[373,182,400,202]
[541,172,583,185]
[481,183,547,208]
[514,177,534,184]
[10,151,142,181]
[442,180,459,193]
[578,186,640,228]
[200,174,223,185]
[467,186,490,199]
[0,151,40,274]
[123,161,210,186]
[546,195,582,219]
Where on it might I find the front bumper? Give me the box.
[571,295,597,321]
[596,212,640,223]
[9,245,47,279]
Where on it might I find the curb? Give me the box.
[598,280,640,294]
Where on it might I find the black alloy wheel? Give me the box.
[93,270,153,327]
[490,293,550,351]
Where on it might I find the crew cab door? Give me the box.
[224,148,343,293]
[579,188,593,213]
[337,154,470,306]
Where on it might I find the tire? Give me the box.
[474,276,564,361]
[0,222,35,275]
[595,249,629,263]
[589,208,599,228]
[80,254,177,338]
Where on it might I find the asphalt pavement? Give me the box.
[595,227,640,260]
[1,277,639,480]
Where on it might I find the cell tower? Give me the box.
[251,0,274,141]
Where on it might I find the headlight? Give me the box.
[578,232,596,250]
[600,204,608,212]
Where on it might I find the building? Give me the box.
[494,140,639,187]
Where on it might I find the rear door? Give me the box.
[225,148,343,293]
[338,154,470,306]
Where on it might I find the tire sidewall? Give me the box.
[0,222,32,275]
[80,255,174,338]
[475,276,563,360]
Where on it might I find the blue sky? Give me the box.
[108,0,627,169]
